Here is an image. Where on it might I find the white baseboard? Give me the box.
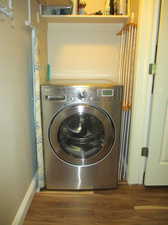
[12,173,37,225]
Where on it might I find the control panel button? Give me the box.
[78,90,88,100]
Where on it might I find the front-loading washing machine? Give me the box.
[41,80,123,190]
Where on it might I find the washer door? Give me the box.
[49,104,115,166]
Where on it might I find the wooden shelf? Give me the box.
[41,15,129,23]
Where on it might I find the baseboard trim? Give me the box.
[12,173,37,225]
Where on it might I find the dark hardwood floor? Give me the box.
[24,185,168,225]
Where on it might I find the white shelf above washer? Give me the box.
[41,14,129,23]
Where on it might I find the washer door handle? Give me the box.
[45,95,66,101]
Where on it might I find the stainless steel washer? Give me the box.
[41,80,123,190]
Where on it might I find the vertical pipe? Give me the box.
[125,25,134,108]
[123,110,131,179]
[128,26,134,107]
[120,31,126,86]
[119,32,124,83]
[124,25,132,108]
[122,110,128,179]
[120,110,127,179]
[122,30,128,107]
[127,25,134,107]
[118,23,137,181]
[129,26,137,106]
[123,27,130,108]
[118,110,125,180]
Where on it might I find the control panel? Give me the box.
[43,86,116,103]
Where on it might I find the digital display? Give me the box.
[102,89,114,96]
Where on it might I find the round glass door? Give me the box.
[49,104,115,166]
[58,113,104,159]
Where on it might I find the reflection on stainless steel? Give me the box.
[77,105,84,114]
[41,82,123,190]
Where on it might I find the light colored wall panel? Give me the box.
[0,0,37,225]
[48,23,122,81]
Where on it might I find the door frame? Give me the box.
[127,0,161,184]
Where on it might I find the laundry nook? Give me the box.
[0,0,168,225]
[41,80,123,190]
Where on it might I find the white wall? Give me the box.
[0,1,37,224]
[48,23,122,81]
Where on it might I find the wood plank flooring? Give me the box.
[24,185,168,225]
